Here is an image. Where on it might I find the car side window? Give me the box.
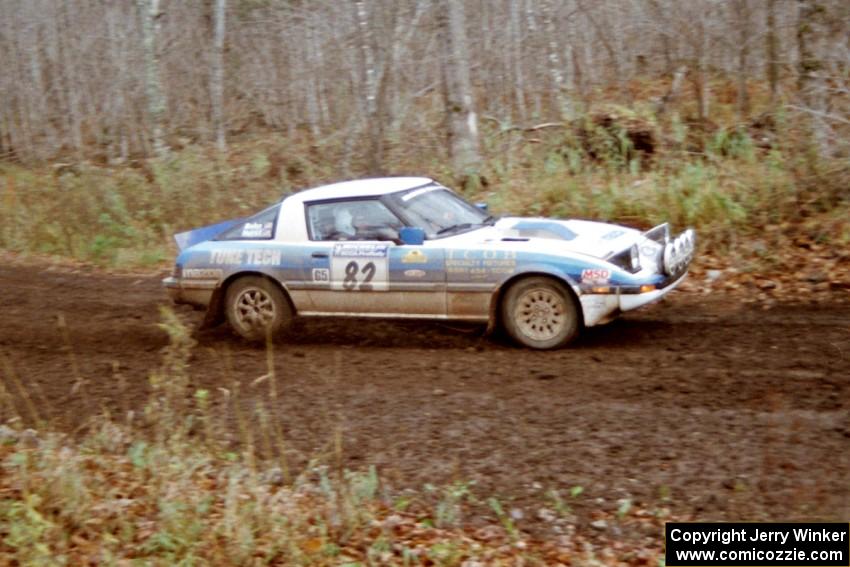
[216,204,280,241]
[307,200,402,241]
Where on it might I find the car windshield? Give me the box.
[388,185,491,238]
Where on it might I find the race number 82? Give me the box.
[330,254,388,291]
[343,260,376,291]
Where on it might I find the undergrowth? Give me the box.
[0,309,665,565]
[0,114,846,267]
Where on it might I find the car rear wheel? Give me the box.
[501,276,579,349]
[225,276,292,341]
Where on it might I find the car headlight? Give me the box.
[662,229,696,275]
[607,244,641,274]
[630,244,641,272]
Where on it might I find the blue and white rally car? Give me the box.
[164,177,695,349]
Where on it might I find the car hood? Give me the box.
[444,217,643,259]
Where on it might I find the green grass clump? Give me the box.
[487,134,847,256]
[0,143,307,266]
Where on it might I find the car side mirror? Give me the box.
[475,202,489,213]
[399,227,425,245]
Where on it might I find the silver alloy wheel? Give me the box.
[224,275,292,341]
[234,287,276,332]
[501,276,579,349]
[513,286,566,342]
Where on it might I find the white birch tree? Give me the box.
[137,0,167,157]
[211,0,227,153]
[439,0,481,182]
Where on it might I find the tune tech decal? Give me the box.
[210,249,281,266]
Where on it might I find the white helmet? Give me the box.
[334,208,354,235]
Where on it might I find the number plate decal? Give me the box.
[330,244,389,291]
[312,268,330,282]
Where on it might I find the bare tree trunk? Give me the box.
[796,0,830,157]
[692,20,710,124]
[355,0,383,174]
[25,13,59,155]
[0,105,9,160]
[766,0,780,106]
[654,65,688,117]
[385,0,428,139]
[577,0,625,104]
[137,0,167,157]
[2,0,839,165]
[524,0,543,120]
[509,0,527,123]
[542,0,574,119]
[106,5,132,163]
[663,36,674,75]
[796,0,816,94]
[733,0,751,119]
[304,20,322,139]
[211,0,227,152]
[312,17,330,131]
[8,6,34,160]
[59,0,84,157]
[439,0,480,182]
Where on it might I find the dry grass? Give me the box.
[2,104,847,270]
[0,310,670,566]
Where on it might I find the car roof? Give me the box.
[285,177,436,204]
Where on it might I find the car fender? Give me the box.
[486,263,582,334]
[202,269,295,329]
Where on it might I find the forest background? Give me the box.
[0,0,847,281]
[1,1,849,564]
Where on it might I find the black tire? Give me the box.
[224,276,292,342]
[500,276,580,349]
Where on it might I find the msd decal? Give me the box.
[581,268,610,284]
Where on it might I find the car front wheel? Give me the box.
[501,276,580,349]
[225,276,292,341]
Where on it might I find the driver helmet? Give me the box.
[351,204,372,231]
[334,208,355,235]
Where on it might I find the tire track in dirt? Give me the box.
[1,262,849,528]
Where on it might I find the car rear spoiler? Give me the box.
[174,218,242,252]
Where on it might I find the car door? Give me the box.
[301,199,446,316]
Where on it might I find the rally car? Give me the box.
[163,177,695,349]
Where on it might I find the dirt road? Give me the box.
[1,260,848,529]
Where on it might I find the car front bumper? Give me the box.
[579,272,688,326]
